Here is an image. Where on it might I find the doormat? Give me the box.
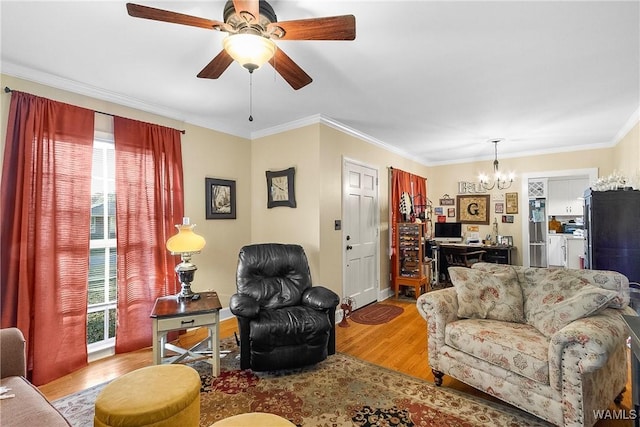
[350,303,404,325]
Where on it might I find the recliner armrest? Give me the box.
[302,286,340,310]
[229,294,260,318]
[0,328,27,378]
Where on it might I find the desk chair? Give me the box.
[445,249,486,268]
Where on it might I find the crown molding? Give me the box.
[2,62,190,122]
[4,62,635,168]
[251,113,427,166]
[614,106,640,144]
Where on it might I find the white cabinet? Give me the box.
[565,238,584,269]
[528,178,548,199]
[548,234,585,268]
[548,178,588,216]
[548,234,565,267]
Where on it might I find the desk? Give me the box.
[150,291,222,377]
[435,243,516,284]
[623,315,640,427]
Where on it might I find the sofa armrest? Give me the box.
[0,328,27,378]
[416,288,460,368]
[229,294,260,319]
[548,307,636,390]
[302,286,340,311]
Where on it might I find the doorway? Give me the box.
[520,168,597,267]
[342,159,379,309]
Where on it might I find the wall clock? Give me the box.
[266,167,296,208]
[456,194,490,225]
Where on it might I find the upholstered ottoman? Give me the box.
[94,364,200,427]
[210,412,295,426]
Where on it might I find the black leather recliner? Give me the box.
[229,243,340,371]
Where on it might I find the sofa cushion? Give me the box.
[449,266,524,323]
[562,269,629,309]
[445,319,550,384]
[525,269,619,337]
[472,263,630,309]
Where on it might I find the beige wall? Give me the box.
[317,125,429,297]
[2,73,638,305]
[425,147,617,265]
[613,121,640,184]
[0,74,252,307]
[251,123,429,297]
[250,125,322,278]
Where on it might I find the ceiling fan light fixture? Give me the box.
[223,33,276,72]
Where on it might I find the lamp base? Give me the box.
[175,261,197,299]
[177,283,196,299]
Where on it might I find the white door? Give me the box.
[343,160,379,309]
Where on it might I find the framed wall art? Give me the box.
[447,208,456,217]
[456,194,490,225]
[495,202,504,214]
[439,194,455,206]
[205,177,236,219]
[505,192,518,214]
[266,167,296,208]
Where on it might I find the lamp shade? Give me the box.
[166,222,206,254]
[223,33,276,72]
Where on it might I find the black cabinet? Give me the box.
[484,247,515,265]
[584,189,640,283]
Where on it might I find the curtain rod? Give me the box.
[4,86,186,135]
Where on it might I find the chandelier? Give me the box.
[479,139,515,191]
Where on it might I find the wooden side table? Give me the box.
[150,291,222,377]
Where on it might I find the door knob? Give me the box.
[346,245,353,250]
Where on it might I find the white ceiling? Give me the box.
[1,1,639,166]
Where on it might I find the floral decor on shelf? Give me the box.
[592,170,640,191]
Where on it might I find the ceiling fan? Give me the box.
[126,0,356,90]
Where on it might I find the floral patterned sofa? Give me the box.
[416,262,636,427]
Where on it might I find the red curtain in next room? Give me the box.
[113,116,184,353]
[390,168,427,288]
[0,91,94,385]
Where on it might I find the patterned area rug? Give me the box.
[350,303,404,325]
[53,338,551,427]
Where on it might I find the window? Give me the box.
[88,138,117,351]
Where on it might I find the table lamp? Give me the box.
[166,217,206,299]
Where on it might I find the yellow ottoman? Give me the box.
[94,364,200,427]
[210,412,295,426]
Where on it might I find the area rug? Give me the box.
[350,303,404,325]
[53,338,551,427]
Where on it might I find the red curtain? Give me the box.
[113,117,184,353]
[390,168,427,286]
[0,91,94,385]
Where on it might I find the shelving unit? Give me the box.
[394,222,429,298]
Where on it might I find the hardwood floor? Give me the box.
[39,298,633,426]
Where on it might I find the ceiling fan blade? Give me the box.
[197,50,234,79]
[126,3,224,31]
[268,48,312,90]
[268,15,356,40]
[232,0,259,22]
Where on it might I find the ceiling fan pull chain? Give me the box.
[248,71,254,122]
